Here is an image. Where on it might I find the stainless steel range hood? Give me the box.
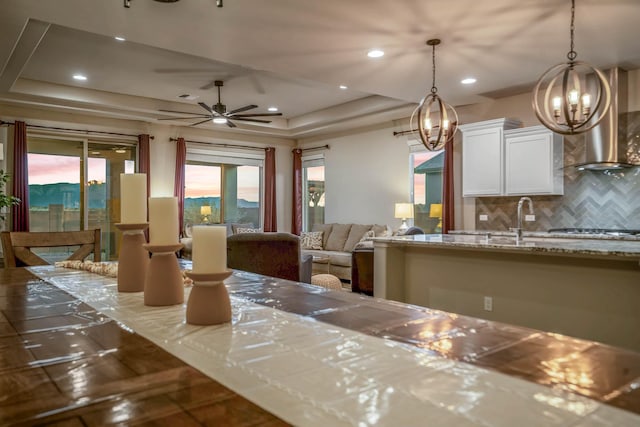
[573,68,635,171]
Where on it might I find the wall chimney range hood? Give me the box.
[573,68,636,171]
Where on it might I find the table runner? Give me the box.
[29,266,640,426]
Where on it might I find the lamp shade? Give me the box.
[394,203,414,219]
[429,203,442,218]
[200,205,212,216]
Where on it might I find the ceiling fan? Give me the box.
[157,80,282,128]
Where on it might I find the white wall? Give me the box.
[300,123,412,229]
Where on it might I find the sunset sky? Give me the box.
[185,164,259,201]
[28,154,106,184]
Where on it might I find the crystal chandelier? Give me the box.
[532,0,611,135]
[413,39,458,151]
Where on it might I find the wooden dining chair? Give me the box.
[1,229,101,268]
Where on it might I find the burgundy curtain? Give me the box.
[138,134,151,203]
[11,121,29,231]
[173,137,186,236]
[263,147,277,232]
[291,148,303,235]
[442,123,457,234]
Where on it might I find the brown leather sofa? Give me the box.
[227,232,312,283]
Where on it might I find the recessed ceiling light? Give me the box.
[213,117,228,124]
[367,49,384,58]
[114,36,126,41]
[339,85,348,90]
[461,77,477,85]
[73,74,87,81]
[115,148,127,154]
[91,151,101,155]
[267,107,278,112]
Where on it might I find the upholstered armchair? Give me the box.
[227,232,312,283]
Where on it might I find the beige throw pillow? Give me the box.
[359,229,375,242]
[300,231,323,249]
[325,224,352,251]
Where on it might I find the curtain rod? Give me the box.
[301,144,330,152]
[393,129,418,137]
[0,120,153,139]
[170,137,265,152]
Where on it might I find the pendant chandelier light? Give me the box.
[532,0,611,135]
[413,39,458,151]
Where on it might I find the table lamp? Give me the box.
[200,205,212,223]
[429,203,443,231]
[394,203,414,233]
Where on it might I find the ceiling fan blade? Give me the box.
[157,116,210,120]
[227,104,258,115]
[230,113,283,118]
[198,102,214,114]
[190,118,213,127]
[226,119,237,128]
[231,117,272,124]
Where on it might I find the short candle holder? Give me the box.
[143,243,184,306]
[184,270,233,325]
[116,223,149,292]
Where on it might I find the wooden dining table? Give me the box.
[2,264,640,426]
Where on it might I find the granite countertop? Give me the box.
[373,232,640,259]
[450,229,640,241]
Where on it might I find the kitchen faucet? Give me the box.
[511,197,534,242]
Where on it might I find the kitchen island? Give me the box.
[373,232,640,352]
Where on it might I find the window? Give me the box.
[302,155,325,231]
[184,148,262,229]
[411,149,444,233]
[27,136,137,261]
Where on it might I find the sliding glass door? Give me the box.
[27,136,136,261]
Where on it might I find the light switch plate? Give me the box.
[479,214,488,221]
[525,214,535,221]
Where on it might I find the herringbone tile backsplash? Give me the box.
[476,114,640,231]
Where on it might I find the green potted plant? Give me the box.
[0,169,21,227]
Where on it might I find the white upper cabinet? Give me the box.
[460,118,522,197]
[504,126,564,196]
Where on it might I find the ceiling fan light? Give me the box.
[213,117,228,124]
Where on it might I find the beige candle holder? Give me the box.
[143,243,184,306]
[116,223,149,292]
[184,270,233,325]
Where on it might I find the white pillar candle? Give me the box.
[120,173,147,224]
[192,225,227,274]
[148,197,179,245]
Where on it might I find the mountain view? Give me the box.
[28,183,259,210]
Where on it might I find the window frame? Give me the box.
[185,145,265,228]
[301,153,325,232]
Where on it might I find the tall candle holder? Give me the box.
[116,223,149,292]
[184,270,233,325]
[143,243,184,306]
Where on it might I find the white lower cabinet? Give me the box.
[504,126,564,195]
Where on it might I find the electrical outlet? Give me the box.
[479,214,488,221]
[525,214,536,222]
[483,296,493,312]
